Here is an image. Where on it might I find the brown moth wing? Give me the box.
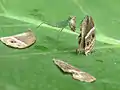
[85,27,95,55]
[76,15,95,55]
[53,58,96,83]
[80,15,92,37]
[0,30,36,49]
[53,58,80,73]
[14,30,36,46]
[77,15,90,52]
[69,16,76,32]
[72,71,96,82]
[84,16,95,55]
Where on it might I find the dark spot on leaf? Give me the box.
[96,59,103,63]
[33,9,39,12]
[34,45,48,51]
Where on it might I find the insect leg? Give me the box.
[36,22,44,28]
[57,28,64,40]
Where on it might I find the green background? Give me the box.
[0,0,120,90]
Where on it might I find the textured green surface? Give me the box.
[0,0,120,90]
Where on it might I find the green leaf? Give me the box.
[0,0,120,90]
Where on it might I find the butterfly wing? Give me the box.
[84,16,95,55]
[78,15,90,51]
[72,71,96,82]
[53,58,96,83]
[0,30,36,49]
[53,58,80,73]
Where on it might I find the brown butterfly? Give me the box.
[76,15,95,55]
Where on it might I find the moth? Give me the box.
[68,16,76,32]
[53,58,96,83]
[0,29,36,49]
[76,15,95,55]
